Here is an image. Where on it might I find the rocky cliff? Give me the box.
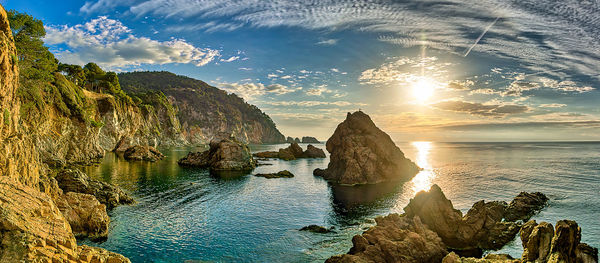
[0,5,129,262]
[118,71,286,145]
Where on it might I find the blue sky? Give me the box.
[3,0,600,141]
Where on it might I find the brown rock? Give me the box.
[326,215,447,263]
[255,170,294,178]
[548,220,581,263]
[301,136,320,143]
[314,111,420,185]
[55,192,110,241]
[178,138,256,171]
[520,220,554,262]
[504,192,549,222]
[442,252,520,263]
[278,147,297,160]
[0,177,130,262]
[253,151,280,158]
[55,168,135,209]
[299,225,332,233]
[123,145,164,162]
[576,243,598,263]
[301,144,326,158]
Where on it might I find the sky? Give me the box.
[3,0,600,142]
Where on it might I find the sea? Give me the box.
[81,141,600,262]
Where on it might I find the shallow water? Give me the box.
[82,142,600,262]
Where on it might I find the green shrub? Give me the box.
[3,109,10,126]
[89,118,104,128]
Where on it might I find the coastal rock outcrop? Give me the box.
[178,138,256,171]
[55,168,135,209]
[255,170,294,178]
[301,136,320,143]
[326,215,448,263]
[313,111,420,185]
[504,192,549,222]
[254,143,326,160]
[521,220,598,263]
[123,145,164,162]
[327,184,553,262]
[299,225,333,233]
[55,192,110,241]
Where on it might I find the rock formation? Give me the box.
[299,225,333,233]
[55,192,110,241]
[313,111,420,185]
[286,137,295,143]
[123,145,164,162]
[254,143,326,160]
[504,192,549,222]
[0,6,130,261]
[255,170,294,178]
[55,168,135,209]
[326,184,555,262]
[178,138,256,171]
[301,136,320,143]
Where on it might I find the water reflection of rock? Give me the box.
[328,181,405,224]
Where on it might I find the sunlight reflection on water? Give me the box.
[408,141,436,195]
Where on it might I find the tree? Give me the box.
[7,10,58,82]
[58,63,86,86]
[83,62,105,91]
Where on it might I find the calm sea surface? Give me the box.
[82,142,600,262]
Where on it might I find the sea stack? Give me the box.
[314,111,420,185]
[178,138,256,171]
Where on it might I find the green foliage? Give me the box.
[89,118,104,128]
[7,10,58,84]
[82,63,133,104]
[3,109,10,126]
[52,73,89,120]
[58,63,86,86]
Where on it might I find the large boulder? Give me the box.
[0,177,130,262]
[55,192,110,241]
[123,145,164,162]
[313,111,420,185]
[326,215,448,263]
[301,144,326,158]
[301,136,320,143]
[178,138,256,171]
[504,192,549,222]
[55,168,135,209]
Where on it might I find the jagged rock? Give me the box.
[55,168,135,209]
[403,185,546,255]
[520,219,598,263]
[442,252,520,263]
[504,192,549,222]
[314,111,420,185]
[299,225,332,233]
[301,144,326,158]
[286,136,295,143]
[254,143,326,160]
[326,215,447,263]
[55,192,110,241]
[123,145,164,162]
[301,136,320,143]
[178,138,256,171]
[255,170,294,178]
[294,137,301,143]
[0,177,130,262]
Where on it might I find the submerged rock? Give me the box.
[255,170,294,178]
[301,136,320,143]
[178,138,256,171]
[253,143,326,160]
[55,168,135,209]
[299,225,333,233]
[55,192,110,241]
[314,111,420,185]
[123,145,164,162]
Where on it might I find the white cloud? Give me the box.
[330,68,339,73]
[220,56,240,62]
[539,103,567,108]
[217,81,300,100]
[264,100,365,107]
[306,85,333,96]
[44,16,219,69]
[316,39,338,45]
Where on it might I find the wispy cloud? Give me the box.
[316,39,338,45]
[220,56,239,62]
[433,100,530,117]
[217,81,300,100]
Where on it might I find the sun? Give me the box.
[411,77,437,103]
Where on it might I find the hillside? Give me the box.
[119,71,285,144]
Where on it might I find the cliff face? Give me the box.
[118,71,286,145]
[0,6,129,262]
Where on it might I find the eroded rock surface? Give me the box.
[313,111,419,185]
[123,145,164,162]
[55,192,110,241]
[55,168,135,209]
[302,144,326,158]
[178,138,256,171]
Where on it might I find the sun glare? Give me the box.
[411,77,437,103]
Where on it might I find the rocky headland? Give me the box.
[254,143,326,160]
[178,138,256,171]
[301,136,320,143]
[313,111,420,185]
[326,184,597,263]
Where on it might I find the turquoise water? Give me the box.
[82,142,600,262]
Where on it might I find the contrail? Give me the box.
[464,16,500,57]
